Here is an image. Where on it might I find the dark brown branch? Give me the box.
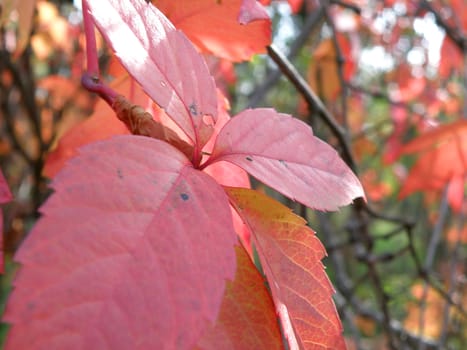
[248,8,325,108]
[329,0,362,14]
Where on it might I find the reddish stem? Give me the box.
[81,0,118,107]
[82,0,99,77]
[81,73,117,106]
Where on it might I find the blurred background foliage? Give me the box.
[0,0,466,349]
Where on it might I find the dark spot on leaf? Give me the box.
[189,103,198,116]
[180,193,189,201]
[246,156,253,162]
[117,168,123,179]
[279,159,288,168]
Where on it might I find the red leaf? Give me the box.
[207,108,364,211]
[196,245,283,350]
[389,64,426,103]
[0,169,13,273]
[439,36,464,79]
[155,0,271,61]
[88,0,218,149]
[4,136,237,349]
[226,187,346,350]
[288,0,304,13]
[398,120,467,212]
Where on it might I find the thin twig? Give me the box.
[248,8,325,108]
[329,0,362,14]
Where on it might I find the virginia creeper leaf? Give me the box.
[87,0,218,149]
[398,120,467,212]
[208,108,364,211]
[201,94,253,252]
[0,169,13,273]
[154,0,271,61]
[226,187,346,350]
[4,136,237,349]
[196,245,282,350]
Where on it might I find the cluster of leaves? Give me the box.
[232,0,467,348]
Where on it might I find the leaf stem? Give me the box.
[80,1,119,107]
[81,73,117,106]
[82,0,99,77]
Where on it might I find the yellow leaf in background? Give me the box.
[307,34,355,102]
[308,39,340,101]
[0,0,36,57]
[404,283,445,340]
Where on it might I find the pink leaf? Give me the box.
[87,0,218,149]
[208,108,364,211]
[238,0,270,25]
[3,136,237,349]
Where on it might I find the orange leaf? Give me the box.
[196,245,282,350]
[308,35,355,101]
[153,0,271,61]
[226,187,346,350]
[38,75,89,110]
[398,120,467,211]
[43,75,150,178]
[445,224,467,246]
[403,283,445,340]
